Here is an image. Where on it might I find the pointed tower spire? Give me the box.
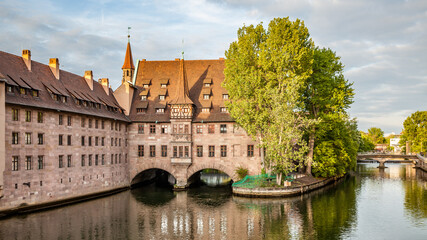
[170,59,193,105]
[121,29,135,84]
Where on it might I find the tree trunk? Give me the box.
[276,172,282,185]
[306,130,315,176]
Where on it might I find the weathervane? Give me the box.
[182,39,184,59]
[128,27,131,42]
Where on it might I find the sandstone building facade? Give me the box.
[0,40,261,210]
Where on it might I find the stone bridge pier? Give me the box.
[376,159,387,168]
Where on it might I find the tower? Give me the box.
[122,35,135,84]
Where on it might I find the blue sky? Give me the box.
[1,0,426,134]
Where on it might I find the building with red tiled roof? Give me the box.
[0,39,261,211]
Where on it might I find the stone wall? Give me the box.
[0,105,129,209]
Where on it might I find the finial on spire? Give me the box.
[181,39,184,59]
[128,27,131,42]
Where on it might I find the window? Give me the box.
[58,135,63,146]
[220,107,228,113]
[38,133,44,145]
[59,155,64,168]
[208,124,215,134]
[173,146,178,157]
[67,135,72,145]
[20,87,26,95]
[115,154,118,164]
[221,145,227,157]
[119,154,122,163]
[95,155,99,166]
[143,84,149,88]
[95,136,99,146]
[12,156,19,171]
[67,116,72,126]
[141,95,147,101]
[111,121,114,130]
[247,145,254,157]
[38,156,44,170]
[101,137,105,146]
[159,95,165,100]
[88,136,92,146]
[88,119,92,128]
[101,120,105,129]
[209,146,215,157]
[89,155,92,166]
[179,146,183,157]
[25,111,31,122]
[32,90,39,97]
[150,124,156,134]
[12,109,19,121]
[196,125,203,134]
[95,119,99,129]
[203,94,209,100]
[67,155,72,167]
[204,83,211,87]
[81,155,85,167]
[223,94,229,100]
[179,124,183,133]
[138,124,144,134]
[202,108,210,113]
[25,156,32,170]
[197,146,203,157]
[161,145,167,157]
[81,117,86,127]
[81,136,85,146]
[59,115,63,125]
[161,125,168,134]
[184,125,189,134]
[150,145,156,157]
[12,132,19,144]
[115,138,117,146]
[156,108,164,113]
[25,132,32,144]
[185,146,189,157]
[220,124,227,133]
[119,138,121,146]
[111,154,113,164]
[37,112,43,123]
[138,145,144,157]
[137,108,145,113]
[7,85,12,93]
[102,154,105,165]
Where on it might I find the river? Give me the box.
[0,163,426,240]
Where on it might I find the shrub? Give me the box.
[235,167,249,180]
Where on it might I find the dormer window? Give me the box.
[203,94,210,100]
[159,95,165,100]
[136,108,146,113]
[141,95,147,101]
[202,108,210,113]
[62,96,67,103]
[220,107,228,113]
[156,108,164,114]
[20,87,26,95]
[7,86,13,93]
[161,84,167,88]
[203,78,212,88]
[223,94,229,100]
[143,84,149,88]
[32,90,39,97]
[204,83,211,87]
[141,79,151,88]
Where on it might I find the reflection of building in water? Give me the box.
[128,191,262,239]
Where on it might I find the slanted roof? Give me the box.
[159,88,168,96]
[169,59,193,105]
[203,78,212,84]
[0,50,128,122]
[159,78,169,85]
[122,42,135,70]
[141,79,151,85]
[201,88,211,95]
[135,101,149,109]
[139,89,149,96]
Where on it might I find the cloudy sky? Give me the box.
[0,0,426,133]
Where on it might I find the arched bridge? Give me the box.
[357,153,418,168]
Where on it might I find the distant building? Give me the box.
[390,136,401,153]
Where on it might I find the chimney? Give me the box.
[49,58,60,80]
[84,70,93,90]
[100,78,109,95]
[22,50,31,71]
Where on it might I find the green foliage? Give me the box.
[235,167,249,180]
[358,132,375,152]
[367,127,386,144]
[312,115,359,177]
[399,111,427,153]
[224,17,314,176]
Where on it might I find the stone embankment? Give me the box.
[232,175,343,198]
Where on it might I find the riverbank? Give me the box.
[0,186,129,219]
[232,175,344,197]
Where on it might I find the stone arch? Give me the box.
[187,163,236,182]
[130,162,176,183]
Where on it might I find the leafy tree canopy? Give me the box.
[367,127,386,145]
[399,111,427,153]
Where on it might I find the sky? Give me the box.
[0,0,426,134]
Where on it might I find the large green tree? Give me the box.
[303,47,354,175]
[367,127,386,145]
[400,111,427,153]
[358,131,375,152]
[223,17,314,182]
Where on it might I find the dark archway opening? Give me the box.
[188,169,233,188]
[130,169,176,189]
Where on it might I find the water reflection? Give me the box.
[0,164,426,240]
